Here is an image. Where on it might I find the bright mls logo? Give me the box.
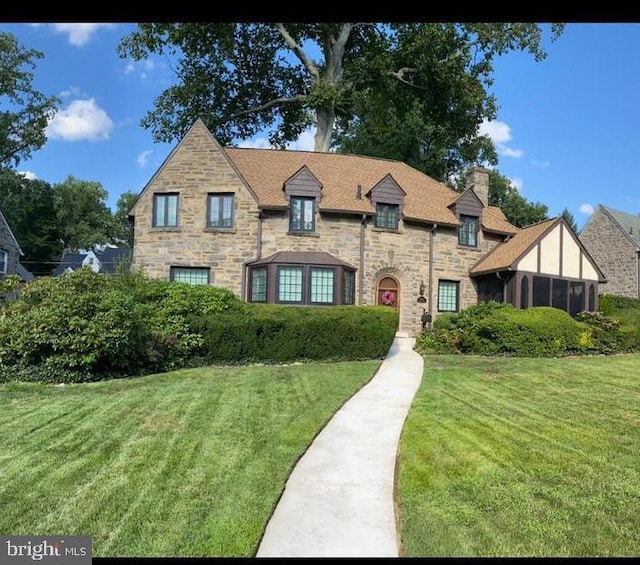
[0,537,91,565]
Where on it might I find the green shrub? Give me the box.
[191,304,398,364]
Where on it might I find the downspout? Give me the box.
[428,224,437,318]
[241,211,263,302]
[359,214,366,304]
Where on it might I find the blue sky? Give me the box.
[0,22,637,230]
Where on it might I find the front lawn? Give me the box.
[397,354,640,557]
[0,360,380,557]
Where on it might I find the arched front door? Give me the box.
[377,276,400,309]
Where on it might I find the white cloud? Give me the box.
[123,58,156,80]
[531,159,550,168]
[579,203,594,215]
[137,150,153,167]
[51,23,114,47]
[286,129,315,151]
[17,170,37,180]
[509,177,523,191]
[501,147,524,159]
[239,128,316,151]
[46,99,114,142]
[479,119,524,160]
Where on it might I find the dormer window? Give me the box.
[367,174,405,233]
[375,203,399,230]
[290,196,315,232]
[459,215,479,247]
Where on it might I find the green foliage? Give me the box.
[117,22,563,169]
[53,175,116,251]
[0,169,63,276]
[418,301,629,357]
[0,268,242,383]
[0,31,60,168]
[191,304,398,364]
[112,190,138,247]
[486,169,548,228]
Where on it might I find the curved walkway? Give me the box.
[256,333,424,558]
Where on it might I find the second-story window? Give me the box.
[290,196,315,232]
[0,249,7,275]
[375,203,399,230]
[153,193,179,227]
[208,193,234,228]
[458,215,479,247]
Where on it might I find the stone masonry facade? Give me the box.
[132,123,509,336]
[579,209,639,298]
[0,212,20,279]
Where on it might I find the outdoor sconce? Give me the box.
[417,280,427,303]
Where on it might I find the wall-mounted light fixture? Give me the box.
[419,280,425,297]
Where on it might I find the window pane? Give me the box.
[209,196,220,226]
[375,203,398,229]
[222,195,233,226]
[438,281,458,312]
[311,268,334,304]
[459,215,478,246]
[278,267,303,302]
[552,278,568,311]
[343,270,355,305]
[251,268,267,302]
[166,195,178,226]
[291,198,302,230]
[0,250,7,274]
[154,195,165,226]
[171,267,209,285]
[303,199,314,230]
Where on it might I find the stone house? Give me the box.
[129,119,605,336]
[579,204,640,298]
[0,208,22,280]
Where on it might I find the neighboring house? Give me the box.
[52,246,132,277]
[0,208,23,280]
[129,119,605,336]
[580,204,640,298]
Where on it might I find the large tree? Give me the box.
[0,32,59,169]
[117,23,564,162]
[486,169,548,228]
[112,190,138,248]
[53,176,116,252]
[0,169,62,277]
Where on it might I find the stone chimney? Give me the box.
[466,166,490,207]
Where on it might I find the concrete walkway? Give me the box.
[256,333,424,558]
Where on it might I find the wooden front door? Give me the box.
[377,276,399,309]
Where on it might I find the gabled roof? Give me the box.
[598,205,640,249]
[470,217,560,276]
[0,208,23,256]
[470,216,606,282]
[97,247,132,274]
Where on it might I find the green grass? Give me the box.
[397,354,640,557]
[0,360,380,557]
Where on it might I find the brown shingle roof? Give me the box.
[470,217,558,276]
[225,147,518,234]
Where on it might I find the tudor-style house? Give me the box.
[129,119,605,336]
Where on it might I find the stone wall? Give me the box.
[0,214,20,278]
[580,209,638,297]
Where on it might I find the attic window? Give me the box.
[458,215,479,247]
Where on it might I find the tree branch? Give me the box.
[275,23,319,82]
[222,94,308,123]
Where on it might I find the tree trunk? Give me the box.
[314,108,334,152]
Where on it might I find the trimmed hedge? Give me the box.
[0,268,398,382]
[418,301,633,357]
[190,303,398,364]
